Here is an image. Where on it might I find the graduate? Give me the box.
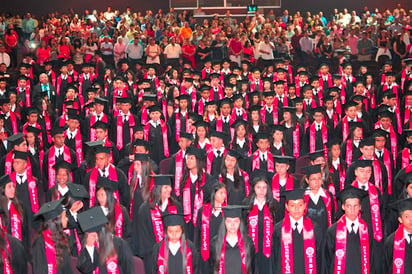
[195,182,227,274]
[0,97,21,135]
[169,131,192,197]
[272,189,323,274]
[152,213,199,274]
[178,147,210,241]
[84,145,129,209]
[0,225,27,274]
[136,175,182,274]
[306,107,332,154]
[205,131,227,174]
[383,198,412,273]
[249,132,275,173]
[214,98,233,144]
[245,170,279,274]
[210,205,256,274]
[230,119,253,170]
[110,97,137,152]
[32,199,73,274]
[193,120,211,153]
[47,160,75,201]
[335,101,364,142]
[307,150,336,196]
[260,91,279,126]
[328,139,347,194]
[76,207,134,274]
[340,121,363,166]
[83,96,110,142]
[169,94,192,154]
[281,106,306,158]
[302,164,336,234]
[322,187,379,274]
[90,121,119,164]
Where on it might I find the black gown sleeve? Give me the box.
[114,237,134,274]
[8,234,28,274]
[76,247,98,274]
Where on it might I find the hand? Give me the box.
[0,132,5,141]
[86,232,98,246]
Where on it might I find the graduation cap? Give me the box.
[179,131,193,140]
[117,97,132,104]
[232,93,244,102]
[231,119,248,129]
[256,132,270,141]
[205,101,217,107]
[309,76,320,83]
[186,147,205,159]
[248,105,261,112]
[373,128,388,139]
[67,112,81,121]
[251,67,261,73]
[283,106,296,114]
[349,121,363,130]
[390,198,412,216]
[210,131,226,140]
[7,133,25,145]
[13,150,28,161]
[162,213,185,228]
[222,205,248,218]
[337,186,367,203]
[344,101,358,109]
[133,124,144,133]
[383,91,397,99]
[210,73,221,79]
[282,189,306,201]
[202,180,224,202]
[403,129,412,137]
[301,84,313,93]
[276,68,287,73]
[297,71,309,77]
[85,101,95,109]
[360,137,374,147]
[142,93,157,102]
[353,159,373,169]
[308,150,325,161]
[200,85,211,92]
[96,177,119,193]
[148,104,162,113]
[250,169,273,185]
[246,91,260,99]
[33,199,64,221]
[53,160,74,171]
[91,121,108,131]
[262,91,275,97]
[378,110,392,119]
[25,127,41,137]
[294,97,304,104]
[225,149,241,160]
[0,174,12,188]
[176,94,190,101]
[85,140,104,148]
[95,146,111,154]
[269,124,285,134]
[219,98,232,107]
[327,138,341,148]
[51,127,66,136]
[133,139,149,148]
[385,71,396,77]
[94,97,108,105]
[352,94,366,102]
[302,164,322,176]
[193,120,209,129]
[0,98,10,105]
[342,62,352,69]
[78,207,108,232]
[404,58,412,67]
[134,153,150,162]
[273,155,295,165]
[184,77,194,84]
[67,183,89,200]
[151,174,173,186]
[332,74,342,81]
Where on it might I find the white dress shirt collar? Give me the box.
[168,241,181,256]
[289,216,304,233]
[346,217,360,233]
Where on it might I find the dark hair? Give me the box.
[180,157,205,195]
[0,184,24,228]
[149,185,176,210]
[0,231,10,266]
[220,154,242,190]
[97,225,116,262]
[247,177,276,216]
[95,187,116,233]
[162,226,187,272]
[130,159,153,201]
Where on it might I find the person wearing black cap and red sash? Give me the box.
[383,198,412,273]
[281,106,305,159]
[43,127,77,193]
[327,139,347,195]
[64,111,84,168]
[46,160,75,202]
[84,145,129,209]
[306,107,331,155]
[110,97,137,152]
[195,182,227,274]
[272,189,322,274]
[0,97,21,135]
[230,119,253,170]
[32,199,73,274]
[308,150,336,196]
[340,122,363,166]
[215,98,233,145]
[152,213,199,274]
[138,93,157,125]
[249,133,275,173]
[396,130,412,170]
[269,124,290,157]
[168,94,191,154]
[178,147,211,241]
[322,186,379,274]
[76,207,134,274]
[245,170,279,274]
[374,107,400,164]
[83,96,110,142]
[205,131,227,175]
[169,132,192,196]
[21,107,48,148]
[90,121,119,164]
[260,91,279,126]
[135,175,182,274]
[335,101,364,142]
[373,129,395,196]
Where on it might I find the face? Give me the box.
[313,112,323,123]
[96,188,108,207]
[346,106,357,118]
[273,130,283,143]
[161,185,172,200]
[12,159,27,173]
[306,172,323,192]
[360,145,375,159]
[196,126,206,138]
[225,217,241,234]
[379,117,391,129]
[149,111,161,121]
[178,137,191,150]
[220,104,231,116]
[236,125,246,138]
[14,140,28,152]
[399,210,412,232]
[4,182,15,200]
[56,168,69,185]
[342,198,361,221]
[257,139,269,151]
[374,136,386,149]
[312,157,326,169]
[186,155,197,170]
[355,166,372,183]
[166,225,183,243]
[95,153,109,169]
[214,187,227,205]
[254,181,268,199]
[53,133,65,147]
[331,144,341,158]
[211,136,223,149]
[224,154,237,170]
[286,199,306,220]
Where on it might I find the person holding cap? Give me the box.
[383,198,412,273]
[272,189,323,274]
[46,160,75,201]
[76,207,134,274]
[322,187,379,274]
[206,131,227,174]
[32,199,73,274]
[136,175,182,274]
[152,213,199,274]
[210,205,255,274]
[83,96,110,142]
[195,182,227,274]
[64,111,84,168]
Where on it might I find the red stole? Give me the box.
[48,146,71,188]
[303,99,317,112]
[319,73,333,88]
[175,112,189,142]
[10,173,39,213]
[334,216,369,274]
[200,203,216,261]
[144,73,159,89]
[206,148,227,174]
[401,69,411,91]
[351,181,383,242]
[88,165,119,207]
[404,106,411,125]
[143,120,170,158]
[89,114,108,141]
[380,148,392,194]
[304,189,332,226]
[209,86,224,101]
[272,173,294,202]
[374,123,397,163]
[64,129,83,167]
[43,229,57,274]
[342,116,360,141]
[43,111,52,144]
[56,74,72,96]
[281,215,317,274]
[274,96,289,108]
[157,240,192,274]
[116,114,135,150]
[114,203,123,238]
[248,203,273,257]
[10,202,22,241]
[1,233,12,274]
[392,225,406,274]
[252,150,274,172]
[401,148,411,169]
[309,123,328,156]
[5,151,33,178]
[5,112,18,134]
[330,163,346,191]
[230,139,252,158]
[63,228,82,256]
[174,150,185,197]
[292,124,300,158]
[18,86,31,107]
[250,79,263,92]
[105,256,120,274]
[197,99,207,116]
[260,106,278,125]
[150,203,177,243]
[182,173,205,225]
[218,231,246,274]
[230,108,248,122]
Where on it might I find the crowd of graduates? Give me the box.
[1,4,412,274]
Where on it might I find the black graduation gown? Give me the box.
[345,161,388,195]
[329,161,347,194]
[136,200,183,274]
[65,210,83,257]
[5,203,30,256]
[209,154,224,176]
[382,230,412,274]
[1,233,28,274]
[151,239,199,274]
[340,141,361,165]
[305,190,336,234]
[32,234,73,274]
[0,152,41,180]
[194,205,224,274]
[110,114,138,152]
[210,235,256,274]
[231,141,251,171]
[283,123,306,157]
[273,177,301,220]
[221,176,247,205]
[168,112,188,154]
[305,124,332,151]
[146,122,171,166]
[3,114,22,135]
[322,221,379,274]
[76,237,134,274]
[272,218,323,274]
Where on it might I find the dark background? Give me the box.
[2,0,411,17]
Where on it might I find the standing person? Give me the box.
[151,214,199,274]
[32,199,73,274]
[145,38,161,66]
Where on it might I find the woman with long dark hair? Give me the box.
[76,207,134,274]
[193,120,211,153]
[47,161,74,202]
[0,222,27,273]
[136,175,182,274]
[25,126,44,170]
[269,124,291,157]
[152,214,199,274]
[281,106,305,159]
[230,119,253,170]
[219,150,250,204]
[210,206,256,274]
[195,182,227,274]
[32,199,73,274]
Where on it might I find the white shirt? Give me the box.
[101,206,109,216]
[67,129,78,139]
[85,245,95,263]
[54,146,64,158]
[273,143,282,150]
[289,216,304,233]
[214,147,225,158]
[69,210,78,222]
[404,229,412,244]
[168,241,181,256]
[212,208,222,217]
[160,199,169,212]
[346,217,360,233]
[326,109,334,119]
[259,150,268,161]
[190,172,198,184]
[16,173,26,184]
[28,146,36,155]
[358,182,368,191]
[308,187,326,205]
[58,185,69,196]
[254,198,266,211]
[258,41,275,60]
[332,159,340,170]
[226,174,234,181]
[99,166,109,177]
[314,121,323,129]
[253,125,260,132]
[149,120,160,128]
[237,138,245,148]
[226,236,238,247]
[279,177,286,187]
[164,44,182,59]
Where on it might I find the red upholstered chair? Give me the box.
[295,155,311,174]
[70,256,82,274]
[159,158,171,174]
[134,256,145,273]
